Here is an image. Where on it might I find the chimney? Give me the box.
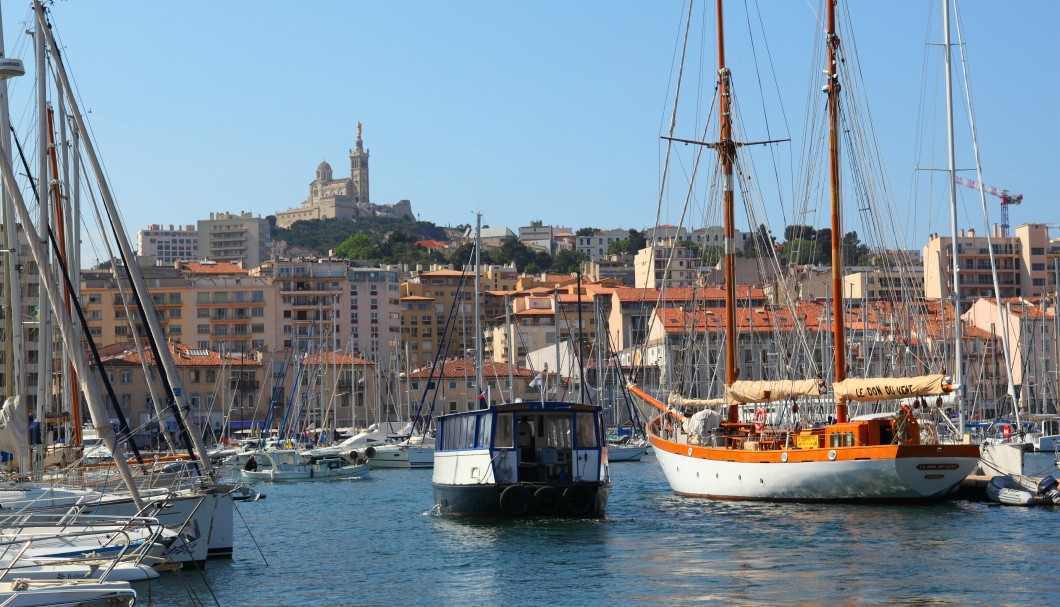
[967,228,975,238]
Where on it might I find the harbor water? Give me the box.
[141,452,1059,606]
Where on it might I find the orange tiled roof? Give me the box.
[407,357,535,379]
[96,342,261,367]
[180,261,249,275]
[415,240,448,249]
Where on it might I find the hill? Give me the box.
[268,216,451,256]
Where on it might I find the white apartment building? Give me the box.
[137,224,198,264]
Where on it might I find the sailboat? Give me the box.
[431,215,611,517]
[0,0,252,566]
[628,0,979,502]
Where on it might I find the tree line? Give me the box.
[270,216,871,274]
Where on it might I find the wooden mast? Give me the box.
[717,0,739,425]
[826,0,848,423]
[46,107,82,446]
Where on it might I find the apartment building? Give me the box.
[197,211,271,268]
[137,224,198,265]
[923,223,1059,310]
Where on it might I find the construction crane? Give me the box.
[954,176,1024,237]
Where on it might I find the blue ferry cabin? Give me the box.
[432,401,611,518]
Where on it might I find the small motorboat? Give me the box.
[986,474,1060,507]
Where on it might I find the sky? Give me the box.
[1,1,1057,257]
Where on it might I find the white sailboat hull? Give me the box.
[367,444,434,469]
[651,438,978,501]
[241,462,369,481]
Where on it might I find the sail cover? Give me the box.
[832,374,948,403]
[0,396,28,456]
[668,393,728,408]
[724,379,823,404]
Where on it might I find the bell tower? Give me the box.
[349,122,370,205]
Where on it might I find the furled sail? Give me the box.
[668,393,729,408]
[724,379,823,404]
[832,374,949,403]
[668,379,822,408]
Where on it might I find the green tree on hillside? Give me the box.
[333,233,379,260]
[552,249,588,274]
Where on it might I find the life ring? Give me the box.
[499,485,531,516]
[753,408,768,433]
[533,486,562,515]
[562,485,594,516]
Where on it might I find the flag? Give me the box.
[0,396,28,456]
[528,374,543,389]
[478,386,490,405]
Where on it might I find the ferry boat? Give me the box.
[432,401,611,518]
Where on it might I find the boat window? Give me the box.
[495,414,514,449]
[575,413,598,448]
[460,415,475,449]
[541,415,571,449]
[476,413,492,448]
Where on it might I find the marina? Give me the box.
[139,451,1059,606]
[0,0,1057,604]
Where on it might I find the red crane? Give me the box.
[954,176,1024,237]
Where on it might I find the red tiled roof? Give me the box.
[96,342,261,367]
[415,240,448,249]
[407,357,535,379]
[180,261,249,275]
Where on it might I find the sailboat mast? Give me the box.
[0,9,26,403]
[474,212,485,408]
[33,0,214,472]
[826,0,848,423]
[716,0,738,424]
[942,0,964,432]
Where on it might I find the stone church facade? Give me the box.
[274,123,414,229]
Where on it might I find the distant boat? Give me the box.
[366,441,435,469]
[240,449,369,481]
[605,437,649,462]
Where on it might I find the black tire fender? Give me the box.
[499,484,532,516]
[562,485,594,516]
[533,485,562,515]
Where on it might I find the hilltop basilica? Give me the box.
[274,123,414,229]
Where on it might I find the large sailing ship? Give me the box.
[629,0,979,502]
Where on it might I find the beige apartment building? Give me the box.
[197,212,271,268]
[81,260,275,355]
[399,266,522,371]
[632,239,700,289]
[923,223,1059,310]
[484,285,609,366]
[843,268,925,301]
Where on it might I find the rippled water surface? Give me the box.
[139,452,1060,606]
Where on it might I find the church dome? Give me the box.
[315,160,333,181]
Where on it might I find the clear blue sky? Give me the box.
[3,1,1056,254]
